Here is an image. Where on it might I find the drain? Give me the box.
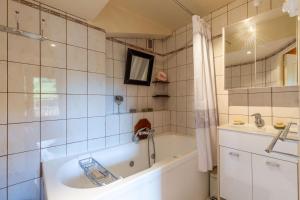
[129,161,134,167]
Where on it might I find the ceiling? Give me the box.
[38,0,110,20]
[39,0,233,38]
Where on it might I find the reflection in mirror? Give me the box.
[129,55,150,81]
[224,9,297,89]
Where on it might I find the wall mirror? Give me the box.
[124,48,154,86]
[224,9,298,89]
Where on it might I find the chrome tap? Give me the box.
[279,122,297,141]
[251,113,265,128]
[132,127,154,143]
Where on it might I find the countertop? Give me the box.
[218,124,300,141]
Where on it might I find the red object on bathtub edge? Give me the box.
[134,118,151,140]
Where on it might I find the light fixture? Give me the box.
[249,26,255,33]
[50,43,56,47]
[247,51,252,55]
[282,0,299,17]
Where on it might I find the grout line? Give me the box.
[6,0,8,197]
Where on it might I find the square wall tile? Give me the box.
[67,70,87,94]
[8,62,40,93]
[67,45,87,71]
[0,125,7,156]
[88,73,105,95]
[41,145,66,162]
[0,61,7,92]
[8,93,40,123]
[0,32,7,61]
[67,141,87,156]
[41,66,66,94]
[88,50,105,74]
[113,42,126,61]
[8,34,40,65]
[88,28,105,52]
[106,59,113,77]
[120,133,132,145]
[67,118,87,143]
[67,95,87,118]
[41,94,66,121]
[120,113,133,133]
[88,138,105,152]
[88,95,105,117]
[8,150,40,185]
[8,0,39,33]
[105,96,114,114]
[8,122,40,154]
[154,111,163,127]
[67,20,87,48]
[106,135,119,148]
[0,188,6,200]
[0,0,7,26]
[106,115,120,136]
[0,156,6,189]
[88,117,105,139]
[105,39,113,58]
[41,11,66,43]
[0,93,7,124]
[41,41,66,68]
[8,178,40,200]
[41,120,66,148]
[113,60,125,78]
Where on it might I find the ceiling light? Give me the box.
[247,51,252,55]
[249,26,255,33]
[50,43,56,47]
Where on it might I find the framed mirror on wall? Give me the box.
[124,48,154,86]
[224,8,298,89]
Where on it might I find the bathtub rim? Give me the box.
[42,133,197,200]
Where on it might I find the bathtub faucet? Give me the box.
[132,127,155,143]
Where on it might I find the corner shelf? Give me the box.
[152,80,170,84]
[152,95,170,98]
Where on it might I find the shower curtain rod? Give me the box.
[171,0,194,16]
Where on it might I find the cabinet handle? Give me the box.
[266,161,280,168]
[229,152,239,157]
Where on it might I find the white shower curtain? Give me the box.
[192,15,218,172]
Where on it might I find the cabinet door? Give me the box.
[252,154,298,200]
[220,147,252,200]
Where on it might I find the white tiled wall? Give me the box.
[0,1,170,199]
[163,0,299,133]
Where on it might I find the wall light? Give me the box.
[247,51,252,55]
[50,43,56,47]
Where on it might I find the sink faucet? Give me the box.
[279,122,297,141]
[251,113,264,128]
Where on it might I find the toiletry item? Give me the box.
[129,109,137,113]
[233,118,245,125]
[274,121,286,129]
[155,71,168,82]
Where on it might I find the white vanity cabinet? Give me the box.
[220,147,252,200]
[219,128,298,200]
[252,154,298,200]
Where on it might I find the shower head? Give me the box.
[0,25,48,41]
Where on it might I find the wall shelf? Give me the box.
[152,80,170,84]
[152,95,170,98]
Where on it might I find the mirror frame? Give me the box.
[124,48,154,86]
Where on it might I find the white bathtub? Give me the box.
[42,133,209,200]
